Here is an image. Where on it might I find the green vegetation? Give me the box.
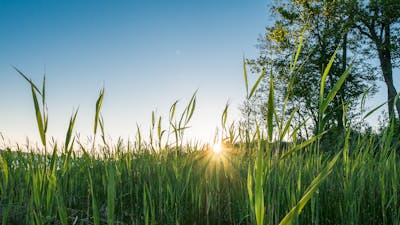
[1,43,399,225]
[1,2,400,222]
[244,0,400,136]
[1,103,399,225]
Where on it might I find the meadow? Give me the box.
[1,52,400,225]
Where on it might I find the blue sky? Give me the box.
[0,0,271,145]
[0,0,398,146]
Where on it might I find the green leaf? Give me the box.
[280,131,327,160]
[360,87,372,113]
[319,48,339,108]
[94,88,104,135]
[169,100,178,122]
[279,150,341,225]
[42,75,46,107]
[88,171,100,225]
[186,92,197,124]
[290,28,305,72]
[280,107,299,141]
[320,62,353,113]
[31,86,46,146]
[107,164,116,225]
[243,57,249,97]
[14,66,42,95]
[221,102,229,128]
[65,108,79,151]
[249,69,266,99]
[364,100,391,120]
[56,191,68,225]
[157,116,162,140]
[267,73,275,142]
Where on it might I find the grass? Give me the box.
[1,129,399,224]
[1,48,399,224]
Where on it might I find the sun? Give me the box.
[212,142,222,154]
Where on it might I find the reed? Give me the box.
[0,50,399,224]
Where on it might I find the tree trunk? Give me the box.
[376,22,400,118]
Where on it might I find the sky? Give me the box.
[0,0,271,146]
[0,0,398,147]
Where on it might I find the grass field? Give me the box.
[1,52,400,225]
[1,120,399,225]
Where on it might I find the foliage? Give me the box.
[1,54,398,224]
[348,0,400,117]
[243,0,378,137]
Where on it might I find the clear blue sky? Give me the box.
[0,0,397,146]
[0,0,271,145]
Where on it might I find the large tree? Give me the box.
[349,0,400,118]
[244,0,376,136]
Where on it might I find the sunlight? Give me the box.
[212,142,222,154]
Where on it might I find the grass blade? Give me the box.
[320,62,353,113]
[31,86,46,147]
[243,56,249,97]
[65,108,79,151]
[280,131,327,160]
[94,88,104,135]
[267,73,274,142]
[279,150,341,225]
[249,69,266,99]
[14,66,42,94]
[319,47,339,109]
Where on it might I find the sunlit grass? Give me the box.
[212,142,222,154]
[1,45,399,224]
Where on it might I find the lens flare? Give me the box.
[213,142,222,154]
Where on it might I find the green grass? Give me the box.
[1,131,399,224]
[1,47,399,224]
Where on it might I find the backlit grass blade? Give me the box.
[15,68,47,147]
[363,92,400,119]
[243,56,249,97]
[280,107,298,140]
[319,47,339,109]
[289,116,310,139]
[279,150,341,225]
[360,87,372,113]
[320,62,353,113]
[65,108,79,151]
[249,69,266,99]
[187,94,196,124]
[152,111,155,128]
[280,131,327,160]
[290,28,305,72]
[94,88,104,135]
[42,76,48,134]
[169,100,178,122]
[31,85,46,147]
[185,91,197,124]
[267,73,274,142]
[14,66,42,94]
[42,75,46,105]
[221,102,229,128]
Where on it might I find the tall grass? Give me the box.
[0,52,399,225]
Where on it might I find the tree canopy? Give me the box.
[244,0,399,139]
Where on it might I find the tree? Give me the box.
[244,0,376,138]
[349,0,400,118]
